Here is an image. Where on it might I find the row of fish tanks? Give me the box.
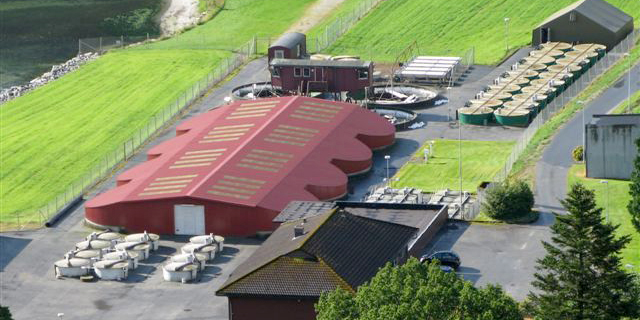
[231,82,439,131]
[458,42,606,127]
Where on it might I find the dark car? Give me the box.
[420,251,461,270]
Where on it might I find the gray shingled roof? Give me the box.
[217,209,417,297]
[536,0,633,32]
[270,32,306,50]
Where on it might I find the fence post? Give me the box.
[121,35,124,48]
[100,37,103,53]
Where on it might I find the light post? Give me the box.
[504,18,510,53]
[384,155,391,181]
[446,87,452,121]
[600,180,609,222]
[624,53,631,113]
[459,121,463,210]
[577,100,585,160]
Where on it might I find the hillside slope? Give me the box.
[323,0,640,65]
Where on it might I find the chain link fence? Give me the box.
[78,35,153,55]
[464,29,640,220]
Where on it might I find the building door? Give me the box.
[541,28,550,43]
[174,204,205,235]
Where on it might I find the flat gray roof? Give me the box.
[591,114,640,126]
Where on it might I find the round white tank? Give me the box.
[68,249,102,260]
[181,243,217,261]
[189,234,224,253]
[76,239,112,250]
[125,231,160,251]
[94,260,129,281]
[171,253,207,271]
[115,242,150,260]
[54,257,91,278]
[162,262,198,282]
[103,250,139,270]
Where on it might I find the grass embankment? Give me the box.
[0,0,162,87]
[320,0,640,65]
[510,45,640,182]
[568,165,640,269]
[611,89,640,114]
[0,0,315,226]
[390,140,514,193]
[305,0,371,40]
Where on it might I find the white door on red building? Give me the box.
[174,204,205,235]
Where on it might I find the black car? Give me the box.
[420,251,461,270]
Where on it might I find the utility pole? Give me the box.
[504,18,510,53]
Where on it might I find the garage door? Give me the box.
[174,205,205,235]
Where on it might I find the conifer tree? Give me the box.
[529,183,640,320]
[627,138,640,233]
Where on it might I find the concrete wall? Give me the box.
[408,206,448,257]
[586,122,639,180]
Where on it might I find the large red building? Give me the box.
[85,96,395,236]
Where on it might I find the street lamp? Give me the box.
[446,87,452,122]
[577,100,585,160]
[384,155,391,181]
[600,180,609,222]
[624,53,631,113]
[458,121,463,210]
[504,18,510,53]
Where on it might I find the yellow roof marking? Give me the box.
[236,163,279,172]
[185,149,226,155]
[169,163,212,169]
[223,175,266,184]
[155,174,198,181]
[206,190,250,199]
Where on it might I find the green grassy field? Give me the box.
[567,165,640,269]
[321,0,640,65]
[305,0,371,40]
[0,0,316,225]
[390,140,515,192]
[611,89,640,114]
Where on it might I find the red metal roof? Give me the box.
[87,96,395,212]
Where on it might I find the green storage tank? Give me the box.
[459,107,494,125]
[494,108,531,127]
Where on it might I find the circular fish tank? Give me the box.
[367,85,437,109]
[231,82,283,100]
[368,106,418,131]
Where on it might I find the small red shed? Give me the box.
[270,58,373,94]
[268,32,307,62]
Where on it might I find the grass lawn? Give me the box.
[611,89,640,114]
[320,0,640,65]
[567,164,640,269]
[0,0,316,225]
[305,0,372,41]
[390,139,515,193]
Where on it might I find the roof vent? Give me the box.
[294,224,305,238]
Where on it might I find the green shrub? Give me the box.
[483,180,534,220]
[572,145,584,162]
[101,9,159,36]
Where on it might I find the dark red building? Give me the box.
[268,32,307,62]
[216,207,419,320]
[84,96,395,236]
[270,58,373,94]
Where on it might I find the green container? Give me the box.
[468,99,503,110]
[506,69,539,80]
[459,107,494,125]
[494,108,531,127]
[540,42,573,52]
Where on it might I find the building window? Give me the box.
[294,68,301,77]
[358,69,369,80]
[303,68,310,77]
[272,67,280,78]
[274,50,284,59]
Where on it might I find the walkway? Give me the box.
[535,62,640,213]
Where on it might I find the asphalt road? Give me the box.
[535,62,640,213]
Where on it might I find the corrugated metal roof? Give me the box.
[217,209,417,297]
[270,32,306,50]
[87,96,394,212]
[271,58,372,68]
[536,0,633,32]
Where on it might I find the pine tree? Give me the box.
[529,183,640,320]
[627,137,640,233]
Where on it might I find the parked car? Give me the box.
[439,265,455,273]
[420,251,461,270]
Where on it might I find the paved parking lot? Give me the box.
[422,212,554,301]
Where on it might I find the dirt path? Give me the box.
[159,0,201,35]
[286,0,348,33]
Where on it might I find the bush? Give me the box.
[483,180,534,220]
[572,145,584,162]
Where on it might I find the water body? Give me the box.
[0,0,162,88]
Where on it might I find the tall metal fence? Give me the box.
[15,37,257,229]
[465,29,640,220]
[79,35,153,55]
